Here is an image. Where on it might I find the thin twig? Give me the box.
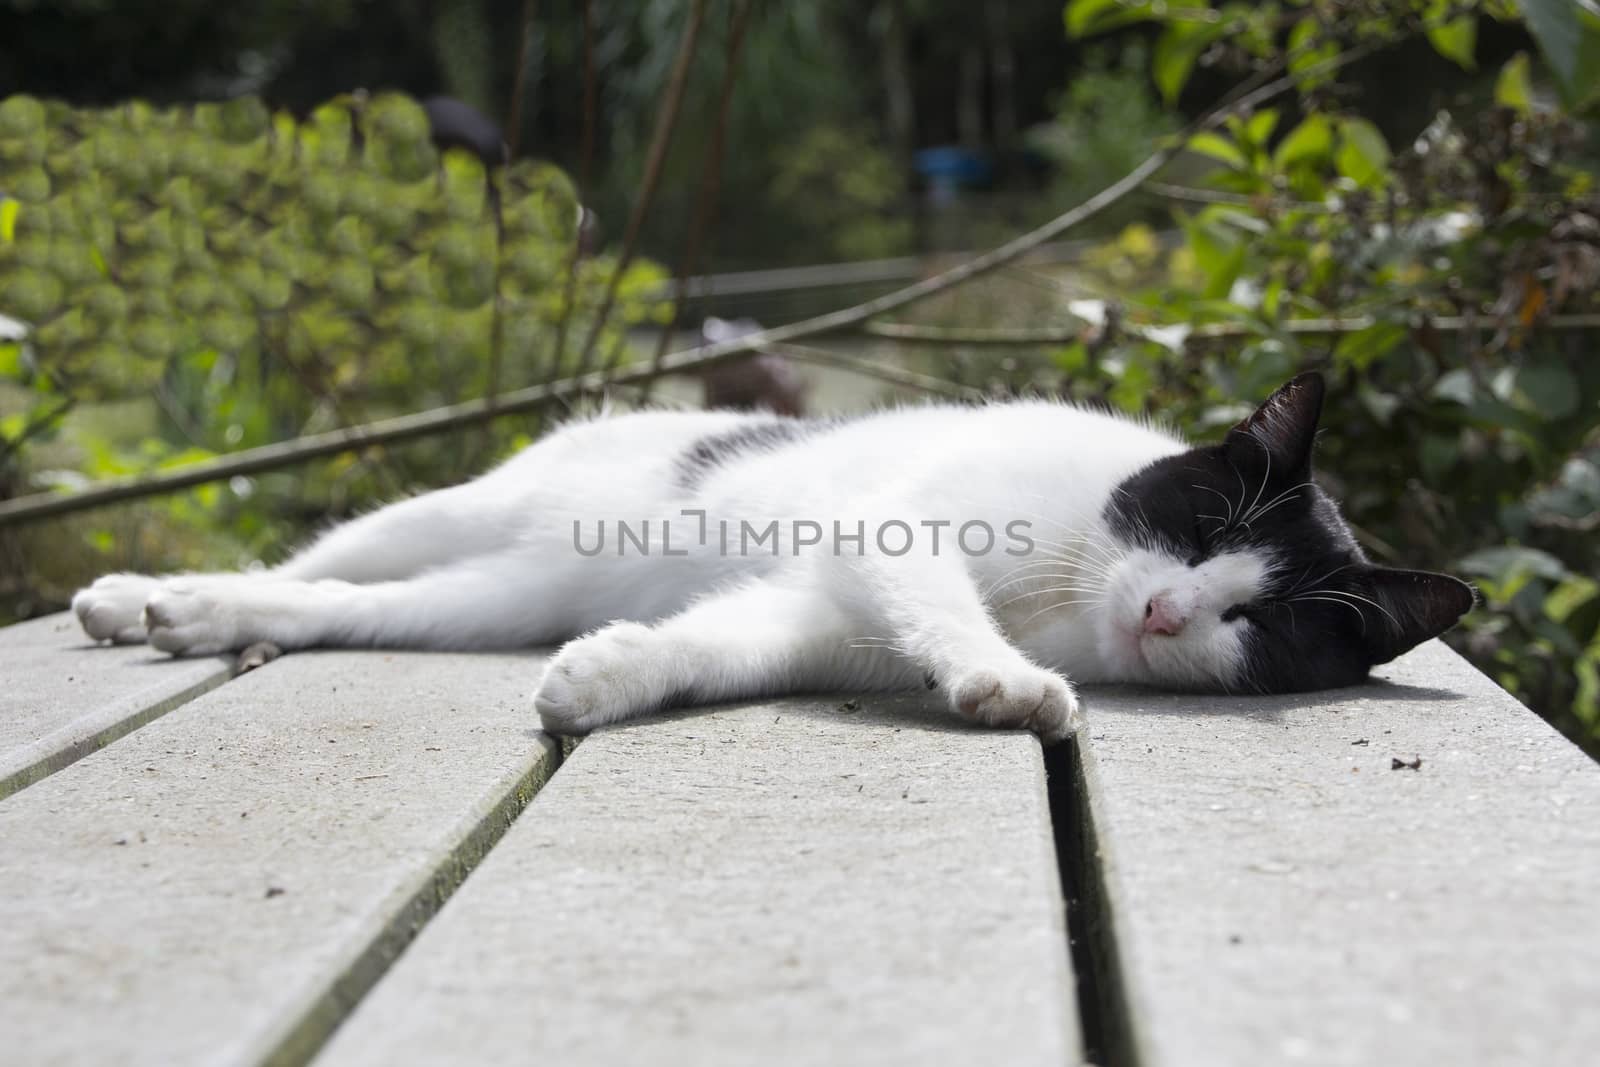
[549,0,596,377]
[504,0,538,162]
[640,0,753,404]
[765,342,982,400]
[1143,180,1333,212]
[572,0,707,377]
[0,397,74,463]
[863,313,1600,346]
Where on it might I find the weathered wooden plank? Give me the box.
[0,612,231,799]
[1074,640,1600,1067]
[316,694,1081,1067]
[0,649,558,1067]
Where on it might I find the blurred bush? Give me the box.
[0,91,668,614]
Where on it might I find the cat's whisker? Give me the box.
[1018,597,1106,628]
[981,553,1100,588]
[1021,542,1122,572]
[1013,541,1122,576]
[1295,587,1399,629]
[1241,479,1315,526]
[984,568,1094,599]
[1288,594,1370,634]
[995,584,1107,609]
[1244,439,1273,521]
[1287,562,1357,597]
[1192,483,1237,527]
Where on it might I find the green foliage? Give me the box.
[1028,43,1180,235]
[768,125,913,262]
[1010,3,1600,751]
[0,91,668,613]
[1517,0,1600,109]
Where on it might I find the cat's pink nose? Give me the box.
[1143,593,1187,636]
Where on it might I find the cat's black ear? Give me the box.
[1359,568,1477,664]
[1226,372,1325,474]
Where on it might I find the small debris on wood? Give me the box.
[1228,934,1243,945]
[354,774,389,781]
[838,699,860,713]
[264,886,286,899]
[1391,755,1423,771]
[1352,738,1369,746]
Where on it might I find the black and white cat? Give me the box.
[71,372,1474,743]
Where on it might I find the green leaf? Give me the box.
[1065,0,1156,39]
[1495,52,1534,113]
[0,197,17,243]
[1425,1,1477,70]
[1272,114,1334,170]
[1332,320,1407,370]
[1517,0,1600,108]
[1152,20,1226,105]
[1287,17,1339,92]
[1335,118,1390,188]
[1244,108,1279,147]
[1510,363,1580,419]
[1459,545,1570,583]
[1187,131,1249,170]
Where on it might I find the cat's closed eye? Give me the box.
[1220,604,1251,623]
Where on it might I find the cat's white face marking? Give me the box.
[1097,546,1273,689]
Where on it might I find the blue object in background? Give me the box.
[914,146,994,204]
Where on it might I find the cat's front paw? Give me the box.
[948,662,1081,745]
[73,573,160,644]
[533,622,671,735]
[143,582,242,656]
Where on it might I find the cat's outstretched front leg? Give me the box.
[533,577,919,735]
[830,519,1082,744]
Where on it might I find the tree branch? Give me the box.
[572,0,707,377]
[639,0,753,403]
[862,313,1600,346]
[764,342,982,400]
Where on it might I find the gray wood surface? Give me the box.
[0,612,231,798]
[1075,640,1600,1067]
[0,647,558,1067]
[315,693,1082,1067]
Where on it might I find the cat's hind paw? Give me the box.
[72,573,160,644]
[534,622,671,735]
[949,662,1082,746]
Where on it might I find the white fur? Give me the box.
[72,401,1278,742]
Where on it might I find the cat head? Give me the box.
[1095,372,1475,693]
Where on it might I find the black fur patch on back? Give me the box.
[674,417,833,489]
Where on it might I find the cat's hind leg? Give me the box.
[73,478,524,644]
[140,550,571,655]
[271,479,523,583]
[533,576,919,735]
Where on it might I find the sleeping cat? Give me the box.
[70,372,1474,744]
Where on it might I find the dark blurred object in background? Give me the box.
[423,95,507,167]
[698,318,805,416]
